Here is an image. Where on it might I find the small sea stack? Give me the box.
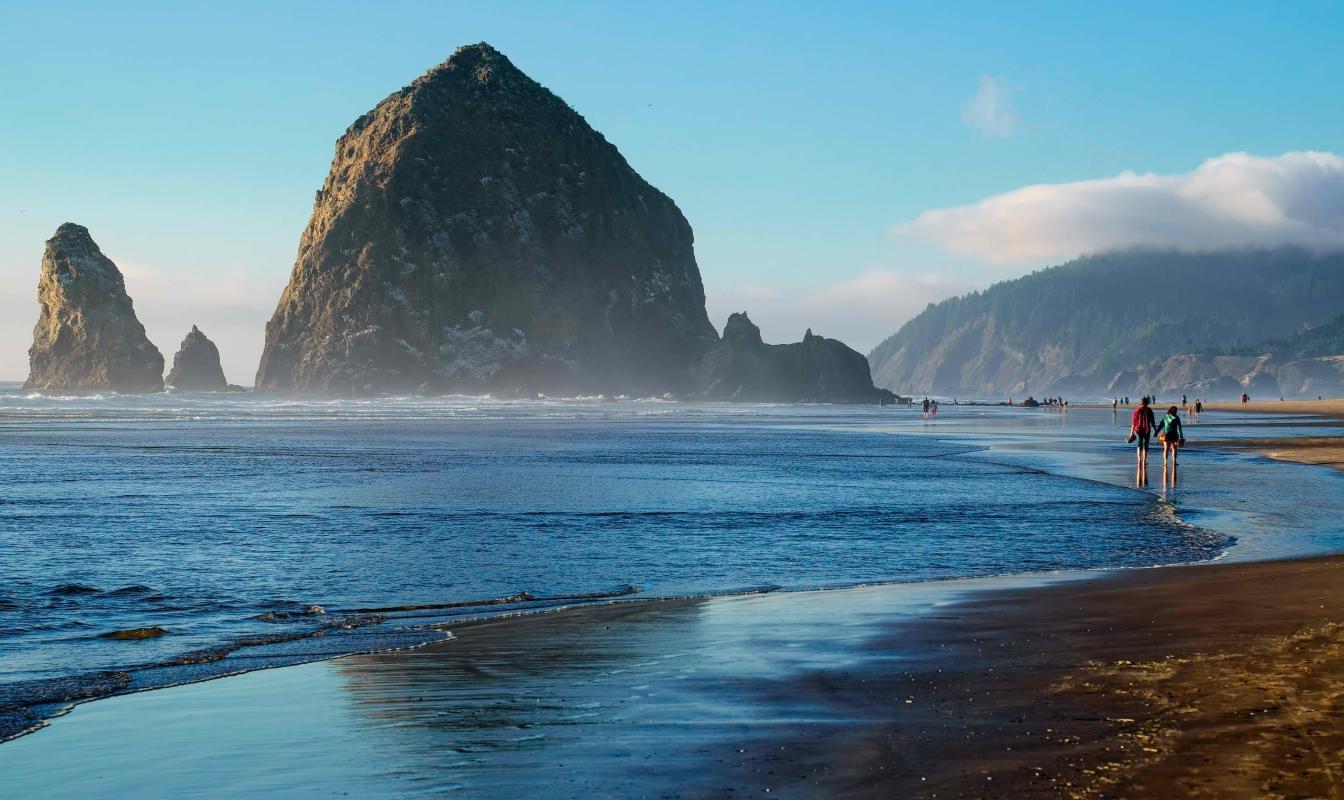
[24,223,164,393]
[166,326,230,391]
[694,313,895,403]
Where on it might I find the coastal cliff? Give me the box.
[256,43,718,396]
[166,326,230,391]
[24,223,164,393]
[869,248,1344,398]
[696,314,893,403]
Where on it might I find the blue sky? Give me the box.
[2,1,1342,381]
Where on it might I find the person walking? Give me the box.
[1129,396,1157,477]
[922,397,930,418]
[1158,405,1186,470]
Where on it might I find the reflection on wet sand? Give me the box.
[335,599,717,795]
[329,584,999,797]
[0,579,1051,797]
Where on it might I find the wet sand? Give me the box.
[1216,435,1344,471]
[10,557,1344,798]
[1205,398,1344,472]
[1207,398,1344,416]
[728,555,1344,798]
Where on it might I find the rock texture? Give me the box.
[695,314,894,403]
[24,223,164,393]
[166,326,229,390]
[256,43,719,396]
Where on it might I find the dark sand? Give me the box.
[717,555,1344,798]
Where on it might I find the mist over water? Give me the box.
[0,387,1237,735]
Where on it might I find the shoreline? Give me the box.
[7,552,1344,797]
[1206,398,1344,473]
[4,405,1344,796]
[730,552,1344,798]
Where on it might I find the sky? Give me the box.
[2,2,1342,382]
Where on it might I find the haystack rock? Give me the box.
[166,326,230,390]
[24,223,164,393]
[695,313,895,403]
[256,43,719,396]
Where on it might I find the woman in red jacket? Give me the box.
[1130,397,1157,475]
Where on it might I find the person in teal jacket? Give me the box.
[1158,405,1185,468]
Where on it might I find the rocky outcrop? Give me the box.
[24,223,164,393]
[166,326,229,390]
[695,314,894,403]
[256,43,718,396]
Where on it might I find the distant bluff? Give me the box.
[256,43,719,396]
[868,248,1344,398]
[24,224,164,393]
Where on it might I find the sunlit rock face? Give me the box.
[166,326,229,390]
[255,43,718,396]
[24,223,164,393]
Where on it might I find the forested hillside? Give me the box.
[1224,314,1344,360]
[868,249,1344,397]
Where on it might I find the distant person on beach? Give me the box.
[922,397,930,418]
[1194,399,1203,421]
[1158,405,1186,468]
[931,400,939,417]
[1242,392,1249,404]
[1129,397,1157,472]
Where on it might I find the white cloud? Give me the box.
[897,151,1344,265]
[706,271,973,355]
[961,76,1018,137]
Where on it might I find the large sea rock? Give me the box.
[24,223,164,393]
[166,326,230,390]
[256,43,719,396]
[695,314,894,403]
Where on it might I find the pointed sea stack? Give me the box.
[24,224,164,393]
[695,313,895,403]
[256,43,718,396]
[166,326,229,390]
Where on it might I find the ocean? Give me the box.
[3,386,1339,740]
